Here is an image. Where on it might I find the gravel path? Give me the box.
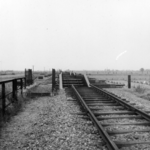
[0,89,106,150]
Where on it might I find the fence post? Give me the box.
[13,79,17,100]
[20,78,23,94]
[128,75,131,88]
[28,69,33,85]
[59,72,63,90]
[25,69,27,80]
[2,83,5,116]
[52,69,56,92]
[24,78,26,89]
[25,69,33,86]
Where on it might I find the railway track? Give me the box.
[71,84,150,150]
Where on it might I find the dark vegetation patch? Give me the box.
[134,85,146,94]
[0,92,30,128]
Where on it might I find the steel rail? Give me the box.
[72,85,119,150]
[91,84,150,122]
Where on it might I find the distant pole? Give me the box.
[128,75,131,88]
[52,69,56,92]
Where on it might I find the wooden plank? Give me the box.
[107,129,150,135]
[97,115,142,120]
[115,140,150,148]
[93,111,135,115]
[90,108,125,111]
[101,122,150,126]
[89,106,124,109]
[85,101,115,103]
[87,104,120,106]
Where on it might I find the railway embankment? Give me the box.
[0,86,105,150]
[2,72,150,150]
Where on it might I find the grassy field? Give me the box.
[88,73,150,83]
[87,73,150,97]
[88,73,150,102]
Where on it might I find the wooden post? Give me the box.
[128,75,131,88]
[25,69,33,86]
[52,69,56,92]
[59,72,63,89]
[25,69,27,79]
[13,80,15,99]
[20,78,23,94]
[28,69,31,85]
[2,83,5,116]
[25,68,28,86]
[24,78,26,89]
[13,79,17,100]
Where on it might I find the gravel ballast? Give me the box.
[0,89,106,150]
[103,87,150,150]
[104,88,150,112]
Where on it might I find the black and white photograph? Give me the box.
[1,0,150,149]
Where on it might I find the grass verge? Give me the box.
[0,92,30,128]
[134,85,146,94]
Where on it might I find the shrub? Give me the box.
[134,85,146,93]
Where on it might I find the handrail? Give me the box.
[0,77,25,84]
[0,77,26,117]
[59,72,63,89]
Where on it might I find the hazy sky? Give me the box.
[1,0,150,71]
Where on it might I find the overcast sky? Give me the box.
[1,0,150,71]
